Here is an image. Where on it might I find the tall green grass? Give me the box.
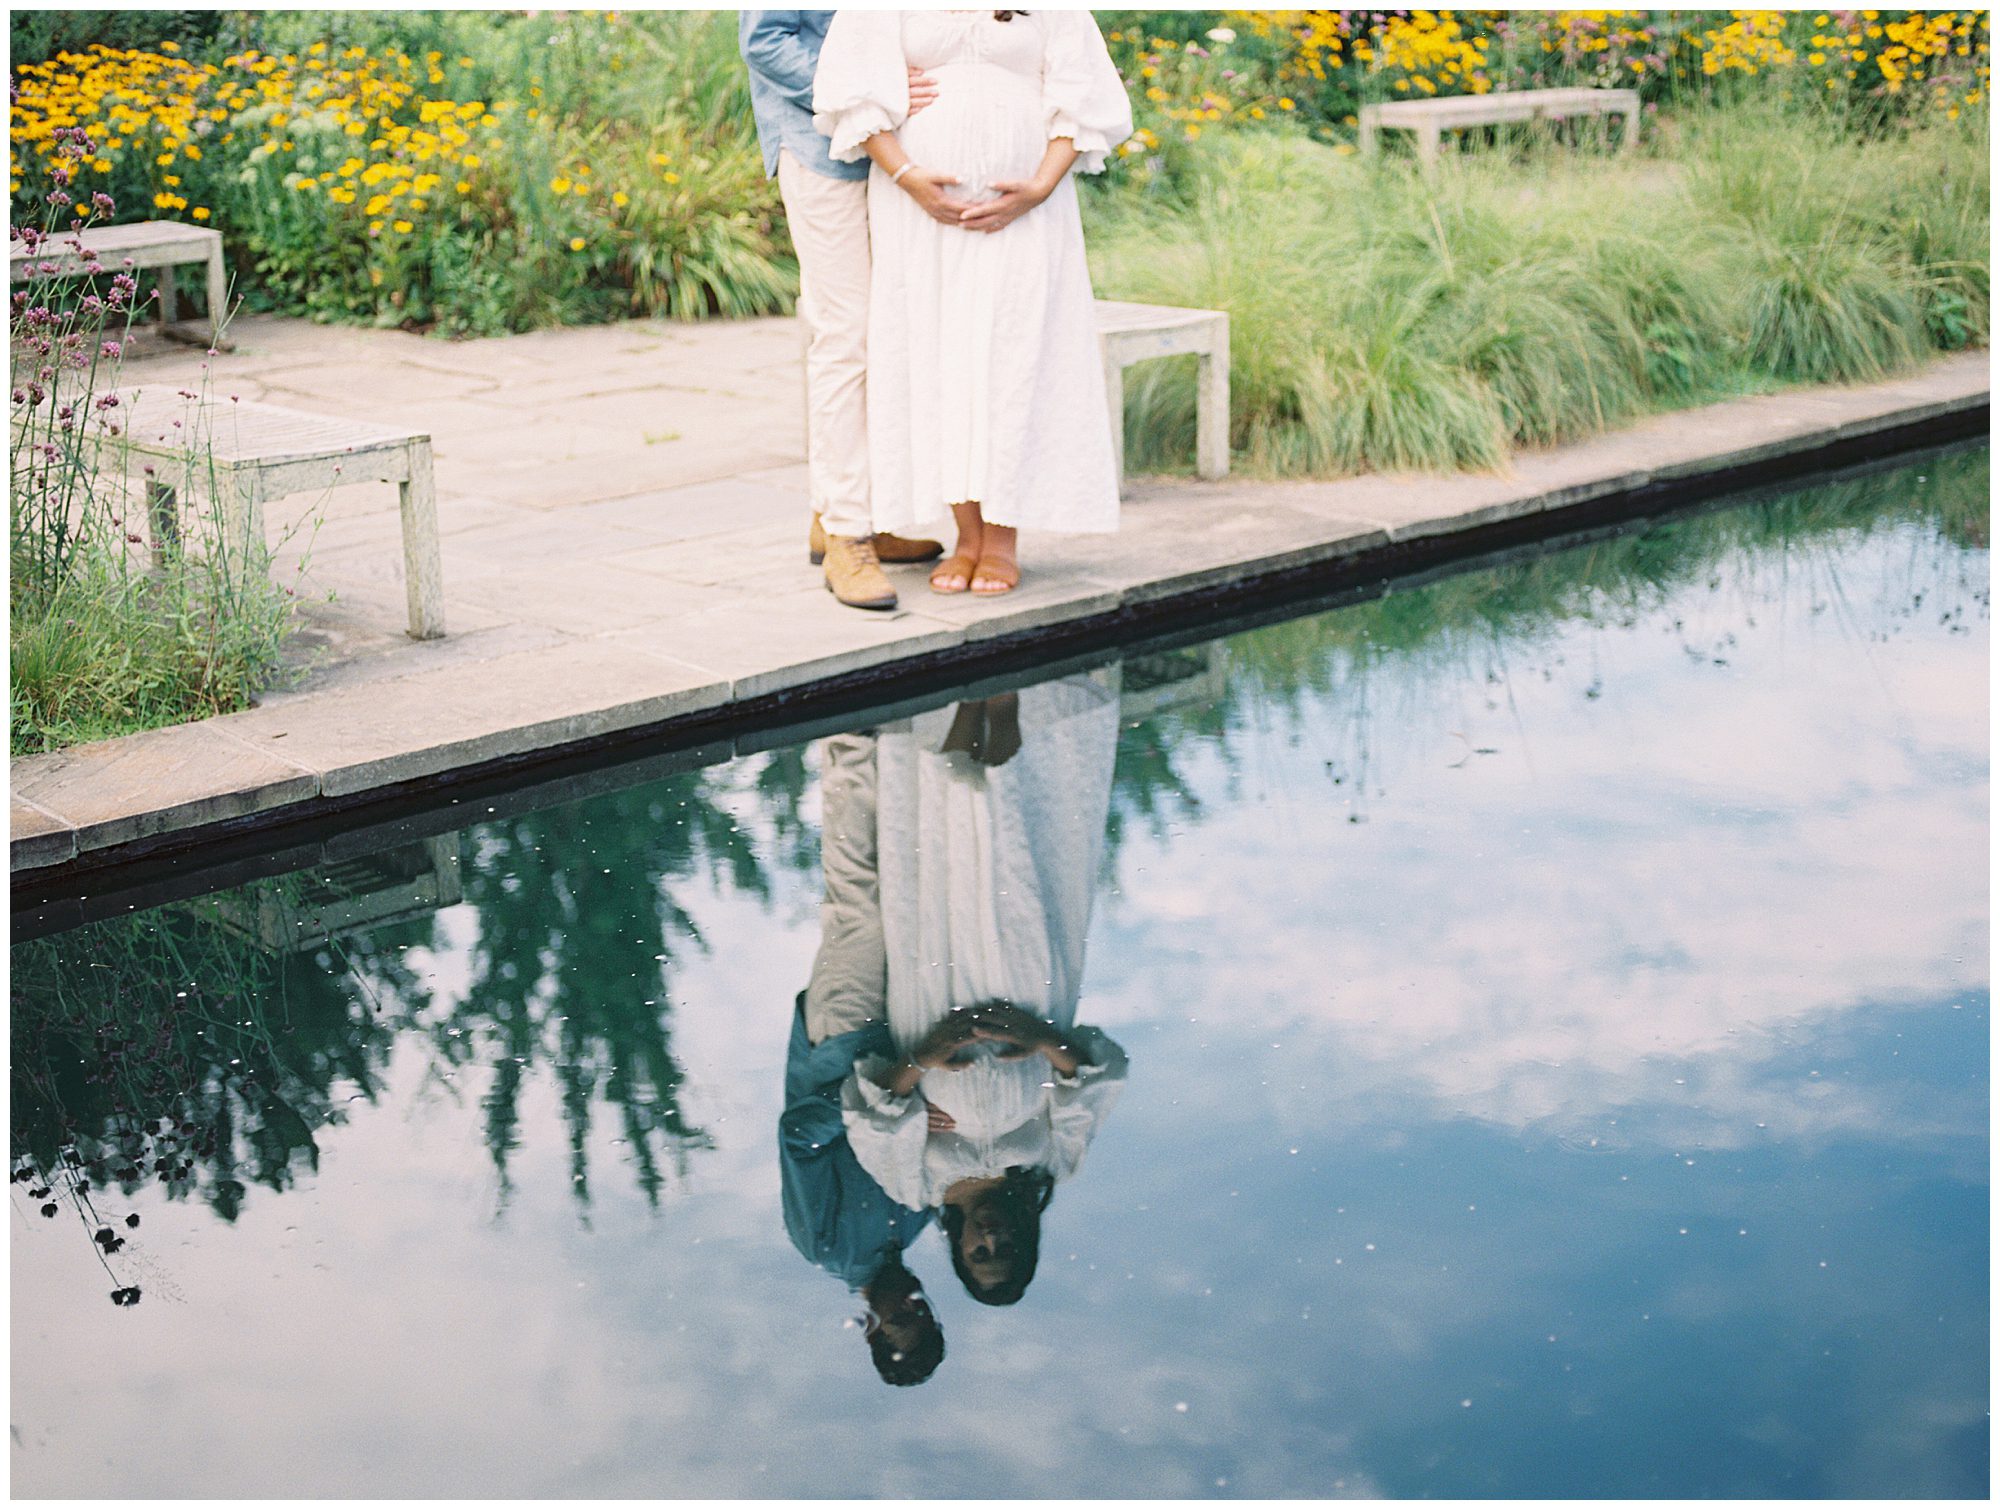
[1087,108,1989,477]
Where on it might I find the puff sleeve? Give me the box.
[1041,12,1134,174]
[841,1054,932,1211]
[1044,1025,1130,1181]
[811,10,909,163]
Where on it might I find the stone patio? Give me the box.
[8,313,1989,876]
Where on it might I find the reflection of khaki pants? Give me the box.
[805,733,886,1045]
[776,149,871,539]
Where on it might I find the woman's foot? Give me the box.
[971,524,1018,595]
[930,502,987,593]
[929,554,977,594]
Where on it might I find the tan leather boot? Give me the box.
[823,534,898,611]
[810,513,944,566]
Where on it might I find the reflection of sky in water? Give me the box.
[11,452,1989,1497]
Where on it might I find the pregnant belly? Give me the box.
[897,65,1047,199]
[919,1052,1047,1139]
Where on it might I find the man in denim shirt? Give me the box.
[739,12,943,611]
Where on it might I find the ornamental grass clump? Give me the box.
[1090,107,1987,479]
[9,126,302,755]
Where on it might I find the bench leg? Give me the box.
[217,469,265,573]
[156,264,177,328]
[206,246,229,345]
[1415,121,1442,166]
[147,480,180,569]
[1620,104,1640,155]
[1196,337,1230,481]
[399,444,447,639]
[1358,112,1378,155]
[1102,355,1126,496]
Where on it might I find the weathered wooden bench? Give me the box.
[1096,298,1230,488]
[1359,87,1640,163]
[104,387,446,639]
[9,220,230,343]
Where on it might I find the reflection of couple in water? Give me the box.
[780,668,1128,1385]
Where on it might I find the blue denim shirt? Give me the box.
[779,999,932,1289]
[739,11,870,182]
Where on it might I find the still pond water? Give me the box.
[11,448,1990,1499]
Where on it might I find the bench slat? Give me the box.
[108,390,426,468]
[9,220,220,279]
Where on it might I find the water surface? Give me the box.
[11,447,1989,1498]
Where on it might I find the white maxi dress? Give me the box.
[840,668,1129,1212]
[812,10,1133,539]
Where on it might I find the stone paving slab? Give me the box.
[615,589,969,703]
[8,321,1987,875]
[15,722,318,854]
[10,797,76,872]
[212,640,731,798]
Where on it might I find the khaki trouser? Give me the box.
[777,148,872,539]
[805,733,887,1045]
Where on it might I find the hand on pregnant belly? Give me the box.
[957,177,1051,234]
[898,165,974,228]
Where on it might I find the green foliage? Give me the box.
[9,546,297,756]
[8,8,226,67]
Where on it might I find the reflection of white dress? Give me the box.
[841,669,1129,1211]
[812,10,1132,537]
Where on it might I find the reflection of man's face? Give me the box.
[958,1198,1015,1291]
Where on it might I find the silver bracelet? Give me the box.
[891,161,915,185]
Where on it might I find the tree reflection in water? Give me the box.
[8,759,831,1290]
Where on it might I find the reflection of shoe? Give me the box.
[941,693,1022,767]
[823,535,898,611]
[810,513,945,566]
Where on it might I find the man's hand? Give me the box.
[907,65,939,117]
[899,166,973,228]
[957,178,1051,235]
[924,1100,957,1133]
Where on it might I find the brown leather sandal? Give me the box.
[929,554,977,594]
[970,555,1020,595]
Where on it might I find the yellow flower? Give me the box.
[568,235,586,251]
[550,175,572,193]
[192,206,210,220]
[392,219,413,233]
[1279,96,1295,109]
[611,190,629,207]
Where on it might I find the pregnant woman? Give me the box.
[813,10,1132,596]
[840,669,1130,1306]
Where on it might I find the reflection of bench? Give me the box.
[8,220,229,344]
[1095,299,1230,488]
[1120,642,1225,721]
[1359,87,1640,163]
[210,835,463,952]
[106,387,446,639]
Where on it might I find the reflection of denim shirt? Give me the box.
[780,1001,932,1289]
[739,11,869,182]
